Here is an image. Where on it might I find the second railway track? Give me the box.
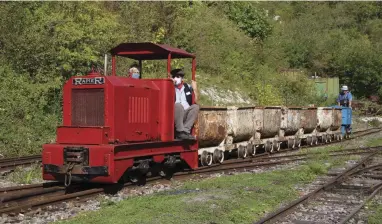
[255,151,382,224]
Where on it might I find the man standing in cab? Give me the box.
[337,85,353,108]
[171,68,199,140]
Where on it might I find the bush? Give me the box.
[0,65,61,157]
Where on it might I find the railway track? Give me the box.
[1,146,380,216]
[0,128,380,217]
[0,155,41,173]
[254,152,382,224]
[0,128,380,175]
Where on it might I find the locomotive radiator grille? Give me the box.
[71,88,104,126]
[128,96,149,124]
[63,147,89,165]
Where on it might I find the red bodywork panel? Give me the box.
[57,126,110,144]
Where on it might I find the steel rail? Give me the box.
[0,128,380,215]
[0,182,62,193]
[0,128,379,174]
[338,183,382,224]
[253,152,377,224]
[0,148,376,215]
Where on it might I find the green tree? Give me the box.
[221,2,272,41]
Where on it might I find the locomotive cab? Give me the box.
[42,43,199,185]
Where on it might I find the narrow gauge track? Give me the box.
[0,155,41,173]
[1,146,380,216]
[0,128,380,216]
[254,151,382,224]
[0,128,380,174]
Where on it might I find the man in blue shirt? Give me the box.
[337,85,353,107]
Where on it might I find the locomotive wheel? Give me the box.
[247,144,256,157]
[273,140,280,152]
[287,139,295,149]
[200,151,212,166]
[264,141,273,153]
[128,173,143,184]
[130,177,139,183]
[159,167,174,180]
[306,136,313,146]
[213,149,224,164]
[238,145,247,158]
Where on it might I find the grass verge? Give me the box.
[366,138,382,147]
[366,199,382,224]
[63,152,361,224]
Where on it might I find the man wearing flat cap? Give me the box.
[171,68,199,140]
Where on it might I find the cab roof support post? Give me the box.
[167,53,171,78]
[112,55,116,76]
[139,60,142,78]
[104,54,107,76]
[192,58,196,81]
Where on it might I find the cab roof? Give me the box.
[110,42,195,60]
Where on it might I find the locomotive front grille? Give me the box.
[71,88,104,126]
[64,147,89,165]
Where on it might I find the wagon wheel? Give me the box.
[321,135,327,143]
[273,140,280,152]
[306,136,313,146]
[246,143,256,157]
[200,151,212,166]
[327,134,332,143]
[312,136,318,145]
[295,138,301,149]
[238,145,247,158]
[287,139,295,149]
[213,149,224,164]
[264,141,273,153]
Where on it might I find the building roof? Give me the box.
[110,42,195,60]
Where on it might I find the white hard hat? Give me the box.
[341,85,348,91]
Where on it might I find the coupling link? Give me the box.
[64,163,75,187]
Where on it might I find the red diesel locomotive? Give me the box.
[42,43,199,185]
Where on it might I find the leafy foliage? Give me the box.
[0,65,60,156]
[1,2,382,156]
[223,2,272,41]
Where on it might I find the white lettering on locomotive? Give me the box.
[73,77,105,85]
